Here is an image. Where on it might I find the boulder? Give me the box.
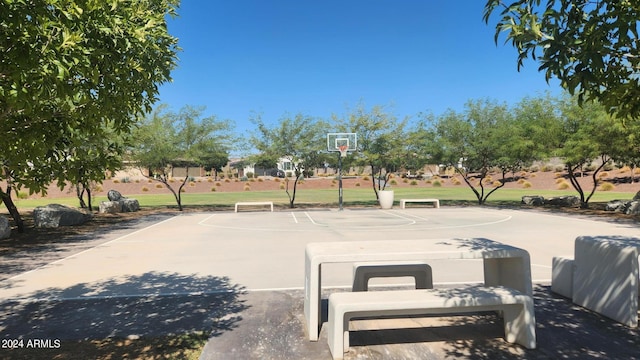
[625,201,640,215]
[545,195,580,207]
[605,200,626,212]
[521,195,545,206]
[33,204,91,228]
[0,216,10,239]
[107,190,123,201]
[121,198,140,212]
[99,201,123,214]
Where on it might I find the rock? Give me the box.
[107,190,123,201]
[99,201,123,214]
[605,200,626,212]
[33,204,91,228]
[625,201,640,215]
[121,198,140,212]
[521,195,545,206]
[545,195,580,207]
[0,216,10,239]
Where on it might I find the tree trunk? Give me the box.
[1,187,24,233]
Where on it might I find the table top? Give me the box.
[305,238,530,263]
[576,235,640,249]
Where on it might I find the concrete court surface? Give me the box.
[0,206,639,359]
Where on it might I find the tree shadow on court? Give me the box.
[0,212,177,280]
[0,271,248,341]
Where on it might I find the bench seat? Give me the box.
[234,201,274,212]
[399,198,440,209]
[327,285,536,359]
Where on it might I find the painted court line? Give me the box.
[3,215,182,283]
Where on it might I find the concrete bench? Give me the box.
[399,198,440,209]
[327,285,536,359]
[234,201,274,212]
[352,262,433,292]
[551,256,574,299]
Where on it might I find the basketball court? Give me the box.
[2,207,638,302]
[1,206,639,359]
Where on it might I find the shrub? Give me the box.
[451,178,462,185]
[17,191,28,199]
[522,181,532,188]
[141,186,149,192]
[155,183,163,188]
[529,165,540,172]
[224,178,230,183]
[279,184,285,189]
[210,187,216,192]
[189,181,196,187]
[120,177,130,183]
[410,180,418,186]
[258,178,263,182]
[557,181,570,190]
[492,181,502,187]
[355,182,361,187]
[207,178,213,182]
[517,179,525,184]
[619,165,631,173]
[555,178,566,184]
[597,171,609,179]
[94,184,103,192]
[135,179,140,183]
[243,185,251,191]
[363,176,370,181]
[541,165,553,172]
[215,182,222,186]
[390,179,398,185]
[246,172,254,179]
[402,178,409,183]
[113,179,120,184]
[432,180,442,187]
[599,182,615,191]
[555,165,565,172]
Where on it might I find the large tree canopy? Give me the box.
[1,0,179,230]
[484,0,640,118]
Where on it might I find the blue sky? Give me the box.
[158,1,563,136]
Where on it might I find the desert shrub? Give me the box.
[210,187,216,192]
[120,177,130,183]
[224,178,230,183]
[135,179,140,183]
[390,179,398,185]
[432,179,442,187]
[603,162,615,171]
[189,181,196,187]
[619,165,631,173]
[599,182,615,191]
[555,178,566,184]
[113,179,120,184]
[141,186,149,192]
[258,178,263,182]
[363,176,370,181]
[280,184,285,189]
[246,172,254,179]
[492,181,502,187]
[522,181,532,188]
[155,183,163,188]
[243,185,251,191]
[554,172,563,178]
[148,179,153,183]
[555,165,565,172]
[517,179,525,184]
[94,184,103,192]
[215,182,222,186]
[402,178,409,183]
[274,178,280,182]
[584,164,596,171]
[529,165,540,172]
[17,191,28,199]
[451,177,461,185]
[557,181,570,190]
[410,180,418,186]
[530,173,537,178]
[541,165,553,172]
[597,171,609,179]
[355,182,361,187]
[207,178,213,182]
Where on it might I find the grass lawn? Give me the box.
[10,187,632,211]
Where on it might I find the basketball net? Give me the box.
[338,145,349,158]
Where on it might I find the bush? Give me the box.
[363,176,370,181]
[390,179,398,185]
[599,182,615,191]
[557,181,570,190]
[246,172,254,179]
[243,185,251,191]
[120,177,130,183]
[410,180,418,186]
[432,180,442,187]
[355,182,361,187]
[155,183,163,188]
[17,191,28,199]
[141,186,149,192]
[210,187,216,192]
[522,181,532,188]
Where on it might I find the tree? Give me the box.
[484,0,640,119]
[432,99,530,205]
[334,104,407,200]
[251,113,327,208]
[132,105,233,211]
[556,96,628,208]
[0,0,179,231]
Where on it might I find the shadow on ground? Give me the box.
[0,271,248,342]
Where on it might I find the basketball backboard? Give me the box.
[327,132,357,153]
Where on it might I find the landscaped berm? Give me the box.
[22,166,640,199]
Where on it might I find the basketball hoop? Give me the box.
[338,145,349,158]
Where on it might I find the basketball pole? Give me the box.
[338,152,343,211]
